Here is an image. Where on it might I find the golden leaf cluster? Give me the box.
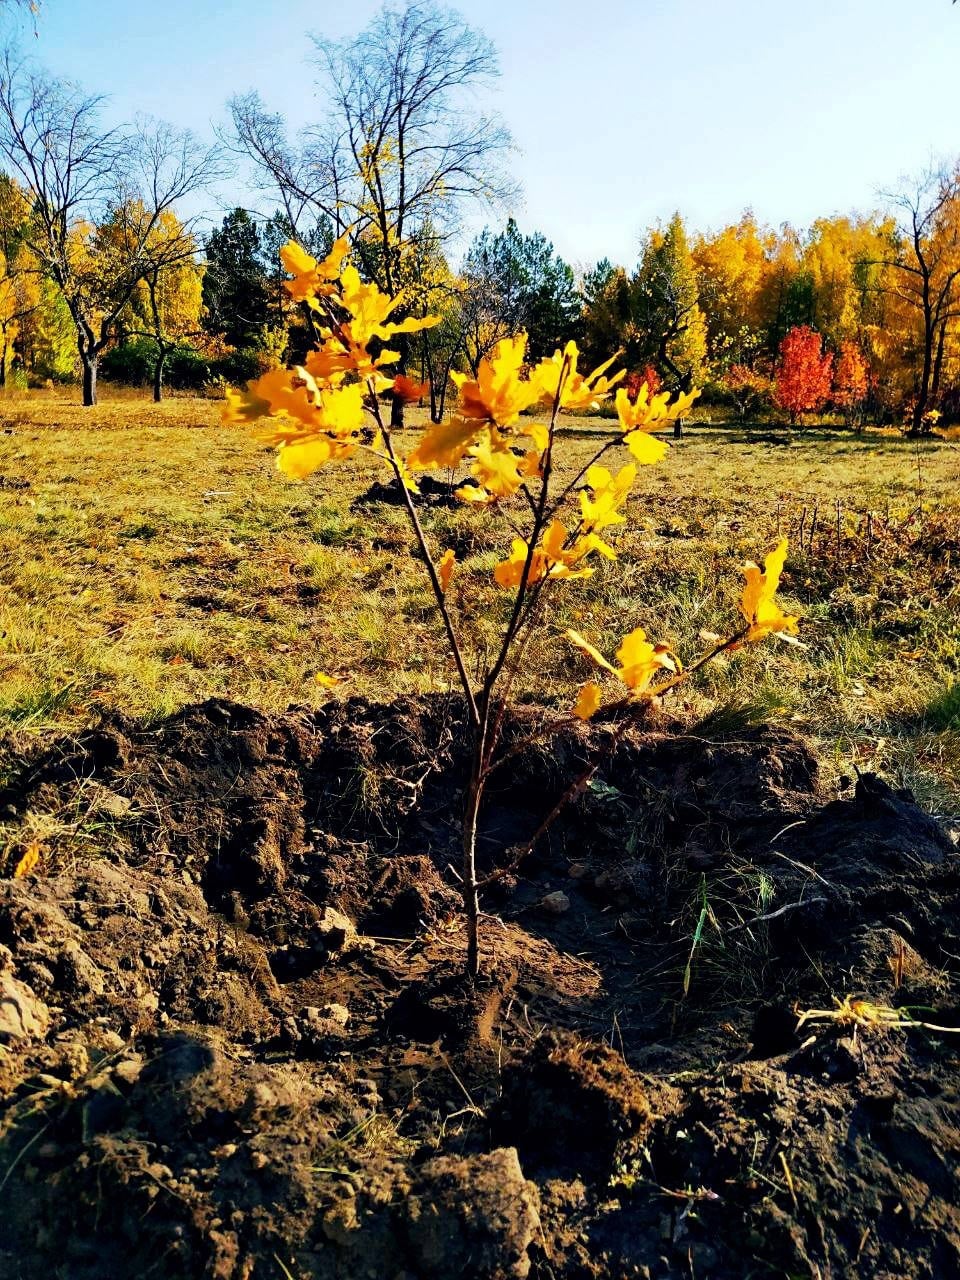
[227,241,799,715]
[223,238,439,479]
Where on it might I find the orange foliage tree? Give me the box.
[624,364,661,402]
[832,340,870,427]
[723,363,774,421]
[774,325,833,424]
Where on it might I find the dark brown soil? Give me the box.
[1,695,959,1279]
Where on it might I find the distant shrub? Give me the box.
[166,347,211,391]
[212,347,269,386]
[101,339,157,386]
[102,339,212,391]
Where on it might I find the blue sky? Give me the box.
[7,0,960,268]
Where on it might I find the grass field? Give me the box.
[1,390,958,814]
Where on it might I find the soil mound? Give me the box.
[1,697,958,1278]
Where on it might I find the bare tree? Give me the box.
[881,165,960,434]
[229,1,515,420]
[0,54,219,404]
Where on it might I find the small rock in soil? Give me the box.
[0,972,49,1041]
[405,1147,541,1280]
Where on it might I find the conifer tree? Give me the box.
[634,212,708,393]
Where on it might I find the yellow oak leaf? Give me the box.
[579,463,636,531]
[437,548,455,593]
[407,416,479,470]
[572,681,603,721]
[13,843,41,879]
[623,427,669,465]
[451,335,539,427]
[739,539,799,642]
[281,234,351,303]
[615,627,678,691]
[532,342,624,412]
[468,436,526,498]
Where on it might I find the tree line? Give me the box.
[0,0,957,434]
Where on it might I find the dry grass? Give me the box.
[1,389,958,813]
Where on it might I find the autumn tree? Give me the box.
[0,55,219,404]
[693,212,772,360]
[800,216,889,347]
[634,212,708,418]
[112,207,204,400]
[0,172,39,382]
[230,1,514,423]
[880,165,960,433]
[401,220,462,421]
[831,340,869,427]
[753,224,803,352]
[773,325,833,424]
[624,365,661,402]
[21,273,72,378]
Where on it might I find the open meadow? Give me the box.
[2,392,958,813]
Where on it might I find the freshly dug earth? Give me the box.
[1,696,958,1279]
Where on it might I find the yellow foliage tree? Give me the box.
[0,173,40,384]
[635,213,708,395]
[693,211,773,356]
[0,62,219,404]
[224,239,801,978]
[116,207,204,400]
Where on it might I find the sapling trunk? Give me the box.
[460,692,492,979]
[462,764,483,979]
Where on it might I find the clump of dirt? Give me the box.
[1,695,959,1279]
[495,1030,680,1179]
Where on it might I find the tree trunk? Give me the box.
[390,390,405,428]
[390,332,409,427]
[81,352,98,407]
[913,338,933,432]
[931,318,948,401]
[153,348,167,403]
[423,342,440,423]
[437,375,449,422]
[910,292,935,435]
[461,758,484,980]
